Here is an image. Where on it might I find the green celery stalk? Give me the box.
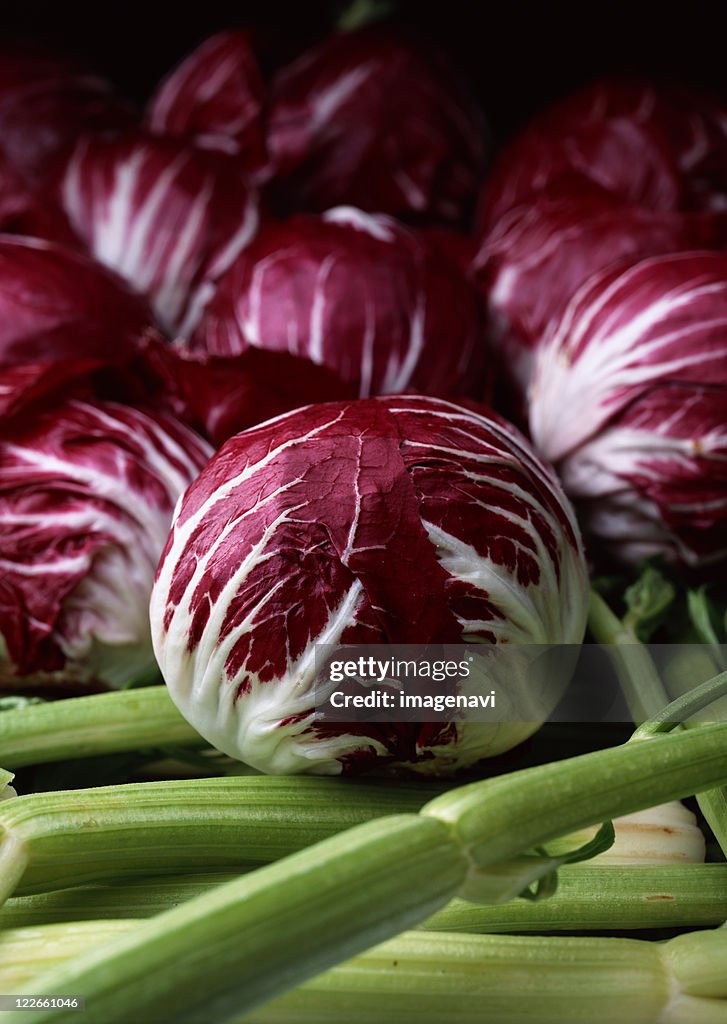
[0,688,200,769]
[0,776,438,902]
[588,590,727,855]
[8,722,727,1024]
[425,864,727,933]
[246,929,727,1024]
[588,590,671,720]
[2,921,727,1024]
[0,921,136,992]
[2,864,725,934]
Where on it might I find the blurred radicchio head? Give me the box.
[478,78,727,231]
[150,395,588,776]
[0,153,77,245]
[187,206,488,402]
[0,373,212,688]
[0,235,157,369]
[59,134,260,338]
[145,29,269,178]
[0,46,131,187]
[266,26,489,226]
[529,250,727,568]
[473,188,724,397]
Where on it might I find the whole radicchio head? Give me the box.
[150,395,588,776]
[529,250,727,568]
[267,26,489,226]
[0,375,212,688]
[187,206,488,402]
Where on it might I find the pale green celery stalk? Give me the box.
[0,777,437,903]
[10,724,727,1024]
[633,672,727,737]
[0,921,136,991]
[0,873,246,926]
[588,589,727,855]
[246,930,727,1024]
[424,864,727,934]
[0,687,200,768]
[588,590,671,720]
[3,864,726,934]
[7,923,725,1024]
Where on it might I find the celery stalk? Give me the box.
[2,864,725,934]
[588,590,727,856]
[0,688,200,769]
[8,723,727,1024]
[0,776,437,903]
[2,921,727,1024]
[246,930,727,1024]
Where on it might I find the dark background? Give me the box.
[1,1,726,139]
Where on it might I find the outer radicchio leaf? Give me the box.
[474,189,725,396]
[145,29,269,178]
[151,395,588,776]
[558,385,727,569]
[141,337,356,446]
[0,236,158,369]
[530,251,727,568]
[0,394,212,687]
[59,135,261,338]
[267,26,489,226]
[0,359,104,421]
[187,206,487,402]
[0,47,132,187]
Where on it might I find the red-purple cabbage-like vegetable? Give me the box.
[0,48,131,186]
[59,135,260,337]
[544,80,727,211]
[0,236,157,368]
[529,250,727,567]
[150,395,588,775]
[0,154,77,244]
[267,26,489,226]
[474,190,724,394]
[145,29,268,177]
[0,380,212,687]
[478,79,727,230]
[141,339,357,447]
[188,206,487,401]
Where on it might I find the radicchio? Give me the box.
[188,206,487,401]
[150,395,588,775]
[474,190,723,394]
[59,135,260,337]
[145,29,268,177]
[478,79,727,230]
[0,236,156,368]
[141,340,356,447]
[0,48,130,186]
[0,154,77,244]
[529,251,727,567]
[0,386,212,687]
[267,26,488,226]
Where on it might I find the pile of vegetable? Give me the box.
[1,6,727,1023]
